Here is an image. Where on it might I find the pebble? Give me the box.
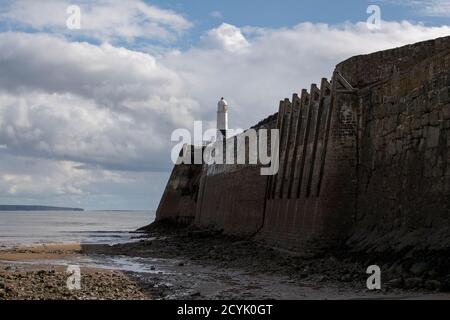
[387,278,403,288]
[424,280,441,291]
[0,269,147,300]
[340,274,352,282]
[410,262,428,276]
[191,291,201,297]
[404,277,423,289]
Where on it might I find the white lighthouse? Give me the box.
[217,97,229,140]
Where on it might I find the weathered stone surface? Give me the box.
[154,145,203,226]
[346,36,450,254]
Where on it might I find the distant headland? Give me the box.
[0,205,84,211]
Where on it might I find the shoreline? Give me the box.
[1,229,450,300]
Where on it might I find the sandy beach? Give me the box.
[0,244,148,300]
[1,224,450,300]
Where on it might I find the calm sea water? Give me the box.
[0,210,155,248]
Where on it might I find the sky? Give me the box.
[0,0,449,210]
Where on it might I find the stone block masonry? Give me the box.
[154,36,450,254]
[341,36,450,253]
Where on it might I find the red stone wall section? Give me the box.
[194,118,277,236]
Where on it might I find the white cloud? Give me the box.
[0,32,200,173]
[0,156,94,197]
[0,153,168,209]
[202,23,250,52]
[0,0,192,42]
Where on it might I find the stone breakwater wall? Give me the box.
[155,36,450,253]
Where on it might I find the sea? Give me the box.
[0,210,184,276]
[0,210,155,249]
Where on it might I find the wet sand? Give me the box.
[1,227,449,300]
[0,243,81,261]
[83,226,450,300]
